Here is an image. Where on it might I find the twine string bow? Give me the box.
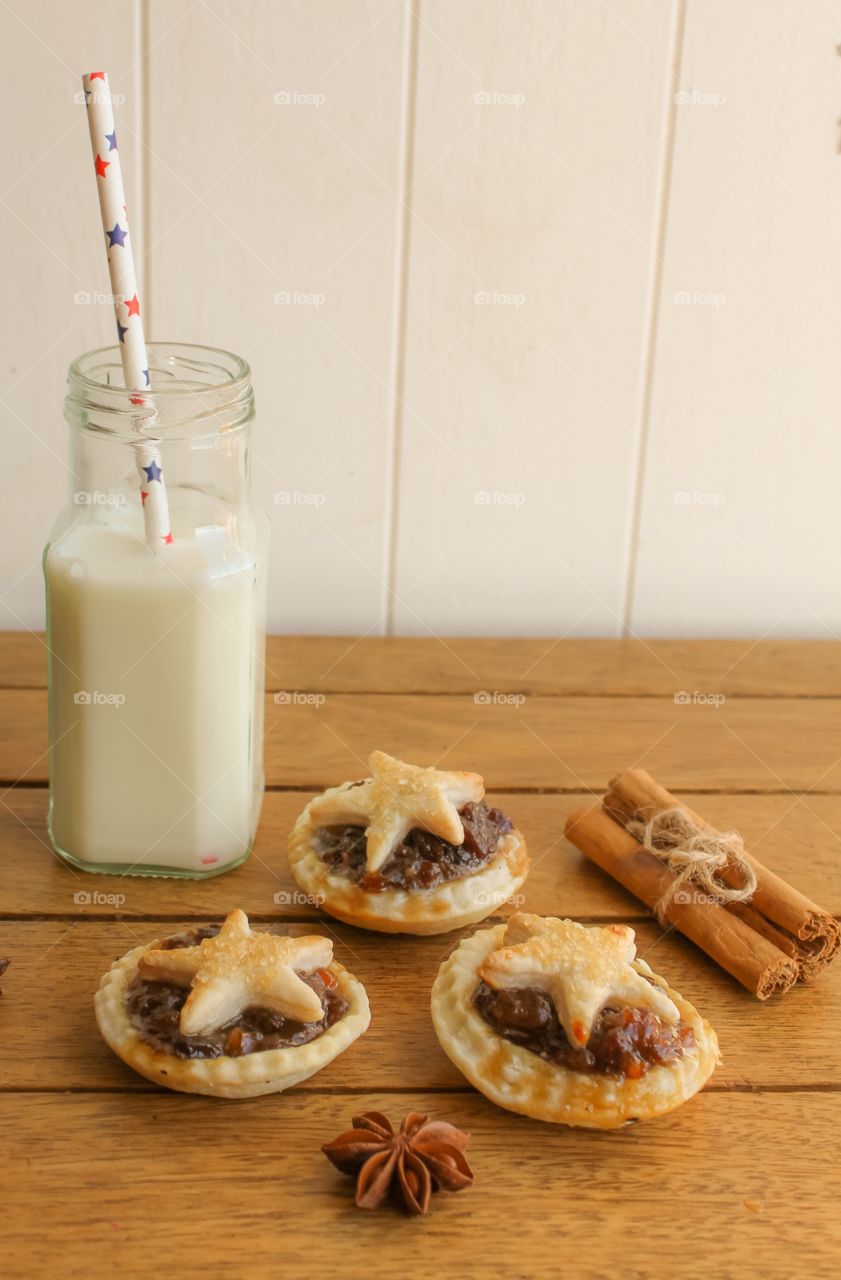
[627,807,757,925]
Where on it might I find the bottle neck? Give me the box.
[66,422,252,532]
[62,343,256,539]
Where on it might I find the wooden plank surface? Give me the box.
[5,685,841,790]
[8,632,841,694]
[3,789,841,917]
[5,1091,840,1280]
[1,917,839,1092]
[3,636,840,1279]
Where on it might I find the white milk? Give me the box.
[45,509,265,874]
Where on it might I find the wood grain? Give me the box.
[2,633,840,1278]
[5,1091,840,1280]
[3,788,841,917]
[5,686,841,790]
[6,632,841,695]
[1,918,839,1092]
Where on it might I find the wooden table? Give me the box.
[3,634,840,1279]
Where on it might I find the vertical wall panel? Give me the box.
[5,0,841,641]
[630,0,841,638]
[0,3,141,631]
[390,0,678,636]
[146,0,408,635]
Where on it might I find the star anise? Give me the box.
[322,1110,473,1215]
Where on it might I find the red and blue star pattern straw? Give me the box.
[82,71,172,547]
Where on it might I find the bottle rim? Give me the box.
[66,341,253,441]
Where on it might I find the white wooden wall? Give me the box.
[3,0,840,638]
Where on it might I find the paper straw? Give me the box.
[82,71,172,547]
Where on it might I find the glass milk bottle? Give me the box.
[44,343,268,877]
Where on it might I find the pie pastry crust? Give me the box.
[288,803,529,935]
[431,923,720,1127]
[95,934,370,1099]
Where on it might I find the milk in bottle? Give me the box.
[45,344,267,877]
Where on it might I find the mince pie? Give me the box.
[431,912,719,1127]
[288,750,529,934]
[94,909,370,1097]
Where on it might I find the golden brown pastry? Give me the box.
[95,909,370,1097]
[431,913,719,1127]
[288,750,529,934]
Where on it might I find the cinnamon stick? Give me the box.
[605,769,840,982]
[565,803,798,999]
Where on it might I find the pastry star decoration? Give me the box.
[137,909,333,1035]
[479,914,680,1048]
[309,750,485,873]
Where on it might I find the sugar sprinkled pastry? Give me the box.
[95,909,370,1097]
[288,750,530,935]
[431,913,719,1127]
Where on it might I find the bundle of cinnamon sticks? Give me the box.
[565,768,840,999]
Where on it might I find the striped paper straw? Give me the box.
[82,71,172,547]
